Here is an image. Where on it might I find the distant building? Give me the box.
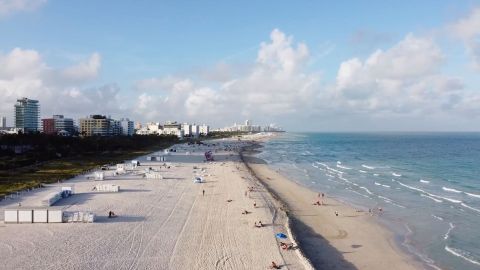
[134,122,142,130]
[199,124,209,136]
[54,115,75,135]
[42,115,75,135]
[182,123,192,137]
[41,118,56,134]
[1,116,6,128]
[163,121,182,137]
[215,120,283,133]
[14,98,40,133]
[120,118,134,136]
[191,124,199,138]
[79,115,121,136]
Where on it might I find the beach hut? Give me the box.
[61,186,74,196]
[131,160,140,168]
[33,209,48,223]
[116,164,126,174]
[145,172,163,179]
[94,172,105,181]
[18,210,33,223]
[65,211,95,223]
[48,209,63,223]
[95,184,120,192]
[4,210,18,223]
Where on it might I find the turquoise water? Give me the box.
[257,132,480,270]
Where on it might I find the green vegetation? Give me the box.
[205,131,251,139]
[0,134,178,197]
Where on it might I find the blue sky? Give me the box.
[1,0,480,131]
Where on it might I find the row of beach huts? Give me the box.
[2,147,208,225]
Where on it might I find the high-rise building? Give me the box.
[1,116,6,128]
[14,98,40,133]
[191,124,200,138]
[42,115,75,135]
[119,118,134,136]
[199,124,209,136]
[53,115,75,135]
[182,123,192,137]
[41,118,56,134]
[79,114,123,136]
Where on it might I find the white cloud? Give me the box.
[61,52,101,82]
[0,48,120,125]
[133,29,319,125]
[131,30,480,130]
[331,34,462,115]
[0,0,46,18]
[449,7,480,69]
[1,28,477,131]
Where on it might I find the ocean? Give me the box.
[257,132,480,270]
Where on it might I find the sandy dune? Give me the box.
[0,143,304,270]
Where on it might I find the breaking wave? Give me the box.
[442,187,462,193]
[445,246,480,266]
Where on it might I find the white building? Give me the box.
[120,118,134,136]
[191,124,199,138]
[182,123,192,137]
[163,121,181,136]
[1,116,6,128]
[136,122,161,135]
[199,124,209,136]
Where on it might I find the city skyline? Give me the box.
[1,1,480,131]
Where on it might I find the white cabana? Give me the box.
[145,172,163,179]
[94,184,120,192]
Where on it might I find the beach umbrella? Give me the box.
[275,233,287,239]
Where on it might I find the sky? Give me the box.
[1,0,480,131]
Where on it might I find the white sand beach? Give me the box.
[0,135,423,270]
[0,141,305,270]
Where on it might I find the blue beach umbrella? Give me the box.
[275,233,287,239]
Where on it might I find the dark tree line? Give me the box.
[0,134,179,170]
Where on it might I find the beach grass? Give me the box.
[0,150,168,198]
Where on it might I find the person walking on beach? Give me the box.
[202,190,205,196]
[253,201,257,208]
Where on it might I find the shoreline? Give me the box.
[241,138,423,269]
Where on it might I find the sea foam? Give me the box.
[444,223,455,240]
[442,187,462,193]
[445,246,480,266]
[361,164,375,170]
[465,192,480,199]
[336,164,351,170]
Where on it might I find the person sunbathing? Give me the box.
[242,210,250,214]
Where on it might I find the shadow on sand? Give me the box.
[290,216,358,270]
[95,215,145,223]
